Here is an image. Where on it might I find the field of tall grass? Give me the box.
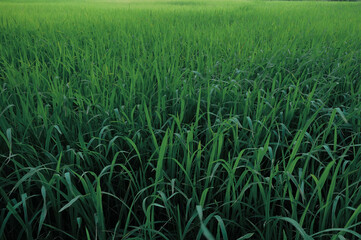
[1,0,361,239]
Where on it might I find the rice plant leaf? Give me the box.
[272,217,313,240]
[237,233,254,240]
[59,195,82,213]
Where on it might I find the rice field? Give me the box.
[1,0,361,239]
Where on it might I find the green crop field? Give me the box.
[1,0,361,239]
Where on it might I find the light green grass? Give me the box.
[1,0,361,239]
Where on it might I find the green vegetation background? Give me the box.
[1,0,361,239]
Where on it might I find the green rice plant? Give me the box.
[1,0,361,239]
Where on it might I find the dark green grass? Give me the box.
[1,0,361,239]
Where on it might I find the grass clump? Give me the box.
[1,0,361,239]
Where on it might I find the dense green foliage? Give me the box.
[1,0,361,239]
